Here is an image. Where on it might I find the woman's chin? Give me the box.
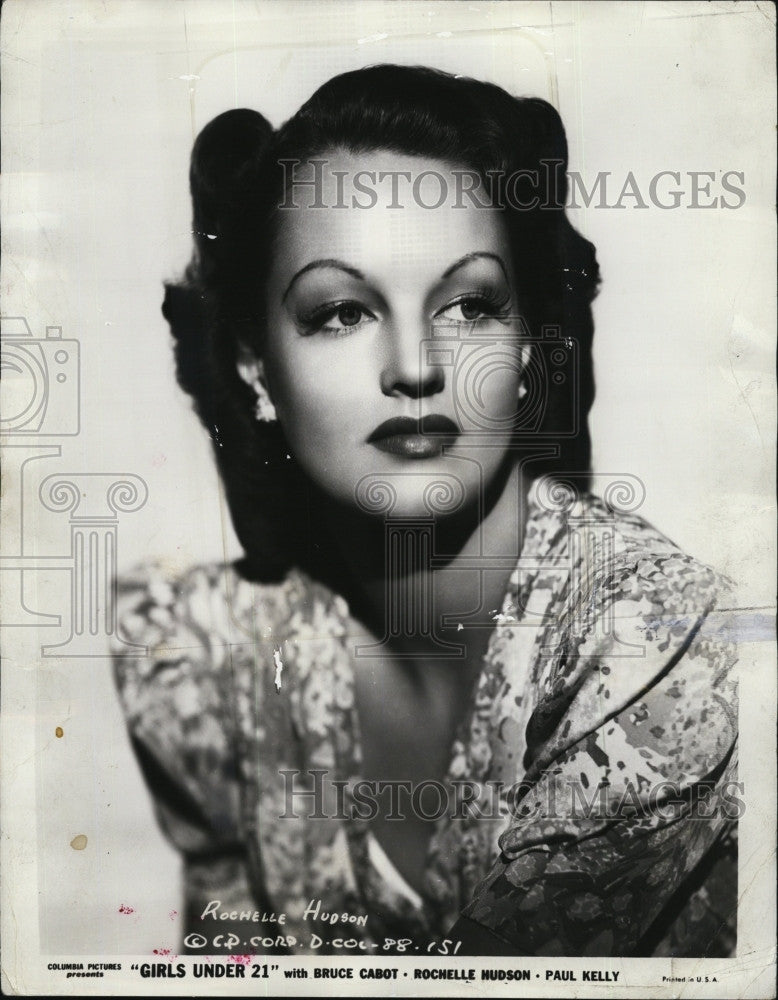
[296,441,511,525]
[341,463,475,522]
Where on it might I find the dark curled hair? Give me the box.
[162,65,600,582]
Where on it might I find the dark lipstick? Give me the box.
[366,415,460,459]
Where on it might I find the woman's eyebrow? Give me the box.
[282,259,365,302]
[441,252,510,284]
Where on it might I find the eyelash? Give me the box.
[296,288,513,339]
[435,289,513,325]
[297,301,376,338]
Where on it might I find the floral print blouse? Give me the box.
[112,490,738,957]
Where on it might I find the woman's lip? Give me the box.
[370,434,456,458]
[366,415,460,459]
[367,415,460,440]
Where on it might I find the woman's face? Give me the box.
[260,149,528,519]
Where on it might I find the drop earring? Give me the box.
[517,345,531,402]
[236,352,277,423]
[252,380,277,423]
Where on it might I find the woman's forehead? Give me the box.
[272,148,509,282]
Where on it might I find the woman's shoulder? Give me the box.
[522,487,739,781]
[528,484,736,613]
[112,558,298,652]
[569,490,736,674]
[110,559,302,720]
[110,557,348,694]
[110,560,274,852]
[585,490,736,622]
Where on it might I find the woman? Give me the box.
[112,65,738,957]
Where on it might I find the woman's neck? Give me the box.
[318,457,530,663]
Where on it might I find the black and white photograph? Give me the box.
[1,1,775,996]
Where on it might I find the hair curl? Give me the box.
[162,64,599,582]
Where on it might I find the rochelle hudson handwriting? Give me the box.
[200,899,369,928]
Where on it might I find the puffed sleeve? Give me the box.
[111,563,258,946]
[459,551,739,956]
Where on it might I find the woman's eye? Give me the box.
[333,303,366,328]
[457,299,488,321]
[435,294,511,325]
[300,301,376,337]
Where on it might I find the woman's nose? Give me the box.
[379,319,445,399]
